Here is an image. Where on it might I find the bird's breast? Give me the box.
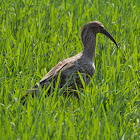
[76,59,95,76]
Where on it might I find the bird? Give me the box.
[21,21,118,104]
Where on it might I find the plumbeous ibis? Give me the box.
[21,21,118,104]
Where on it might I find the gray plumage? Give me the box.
[21,21,118,103]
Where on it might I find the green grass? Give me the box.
[0,0,140,139]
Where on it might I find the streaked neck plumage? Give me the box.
[81,31,96,62]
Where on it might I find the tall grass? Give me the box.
[0,0,139,139]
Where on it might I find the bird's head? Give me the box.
[81,21,118,49]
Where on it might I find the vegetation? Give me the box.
[0,0,139,139]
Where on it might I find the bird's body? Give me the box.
[40,52,95,88]
[21,21,118,103]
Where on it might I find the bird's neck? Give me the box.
[82,33,96,62]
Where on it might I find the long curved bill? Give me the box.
[101,28,118,49]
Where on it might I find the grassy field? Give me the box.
[0,0,140,139]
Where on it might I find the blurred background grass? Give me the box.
[0,0,139,139]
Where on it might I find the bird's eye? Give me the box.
[97,25,100,27]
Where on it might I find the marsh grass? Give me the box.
[0,0,139,139]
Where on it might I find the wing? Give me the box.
[39,58,76,89]
[21,58,76,104]
[39,53,83,88]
